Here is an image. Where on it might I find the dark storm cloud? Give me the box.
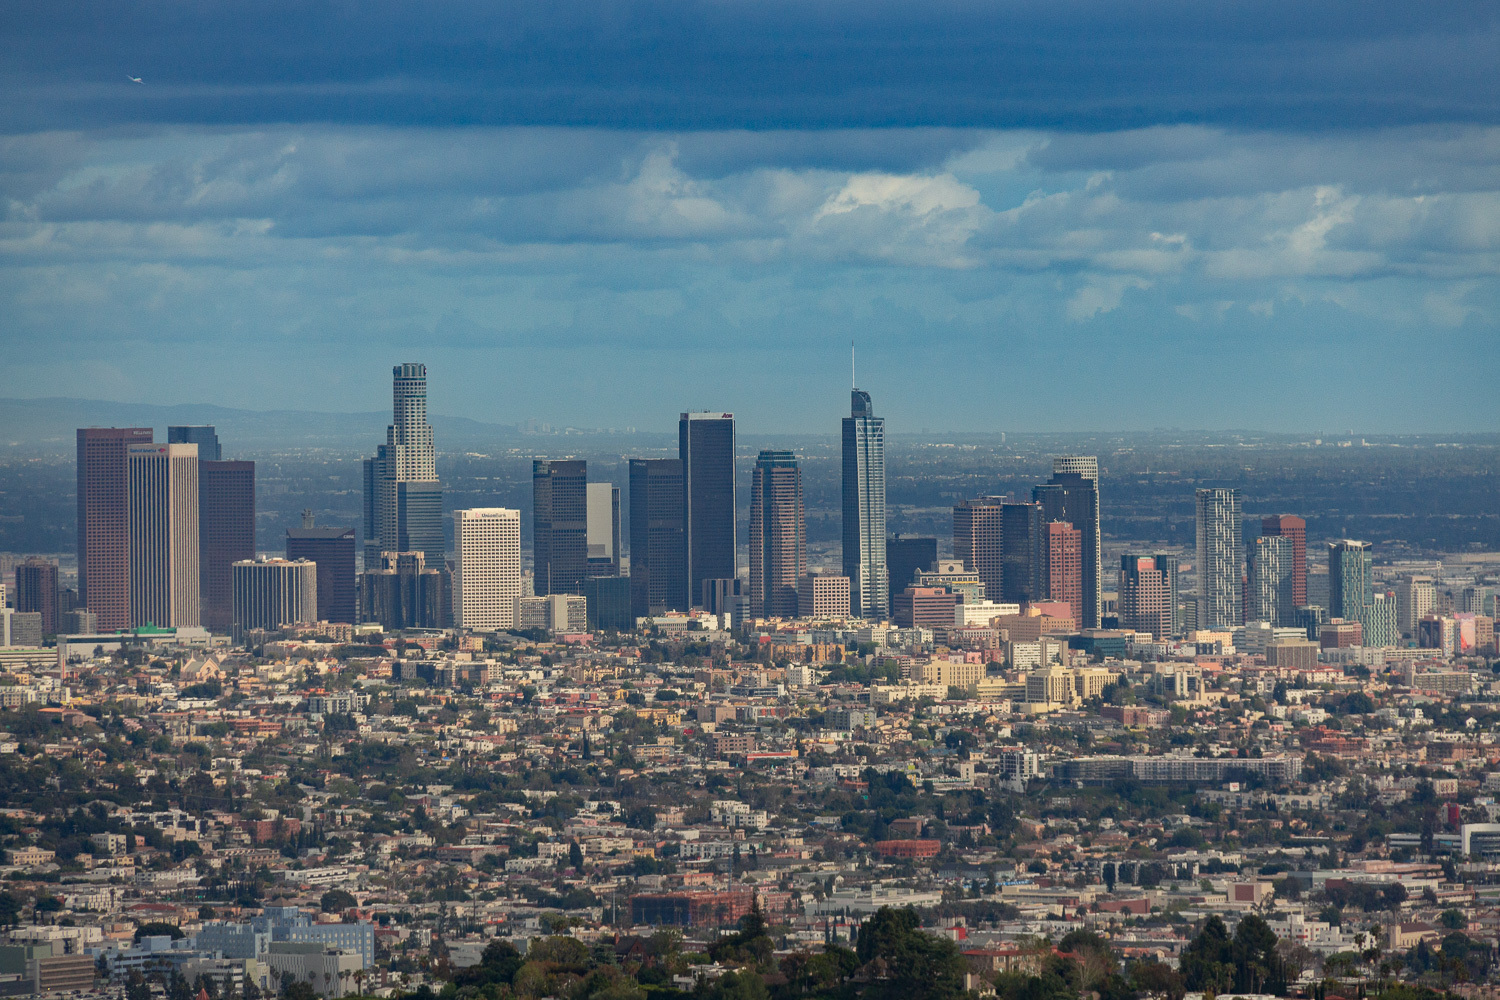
[3,0,1497,132]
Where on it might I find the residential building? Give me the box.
[1247,534,1295,626]
[1043,521,1083,627]
[77,426,153,631]
[1355,591,1399,649]
[749,450,805,619]
[1396,575,1435,637]
[1033,456,1102,627]
[842,388,889,619]
[1195,487,1242,629]
[128,442,201,628]
[516,594,588,634]
[452,508,522,630]
[1328,539,1374,620]
[628,458,687,617]
[680,412,736,607]
[953,497,1004,603]
[1260,514,1308,607]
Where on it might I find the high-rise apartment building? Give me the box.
[285,517,357,624]
[1396,575,1436,636]
[198,455,255,633]
[1000,502,1044,604]
[1247,534,1295,626]
[1043,521,1083,626]
[13,558,58,636]
[532,460,588,596]
[953,497,1003,601]
[452,508,522,630]
[127,443,201,628]
[628,459,687,618]
[1195,488,1242,629]
[586,482,621,578]
[1260,515,1307,608]
[887,535,938,596]
[679,412,736,608]
[842,388,888,620]
[77,427,154,631]
[363,363,443,568]
[167,425,222,461]
[1328,539,1374,620]
[1119,555,1176,640]
[1033,457,1101,627]
[231,557,317,631]
[1356,591,1399,649]
[749,451,806,620]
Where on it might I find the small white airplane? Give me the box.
[128,76,143,84]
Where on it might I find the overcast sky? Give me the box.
[2,0,1498,433]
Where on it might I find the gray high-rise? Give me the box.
[1195,488,1243,629]
[842,389,888,619]
[533,460,588,596]
[629,459,686,617]
[363,364,444,569]
[680,412,736,608]
[1033,456,1102,627]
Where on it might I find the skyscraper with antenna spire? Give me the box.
[842,350,888,619]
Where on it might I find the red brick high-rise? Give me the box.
[1044,521,1083,627]
[1119,554,1174,641]
[1261,514,1307,608]
[77,427,153,631]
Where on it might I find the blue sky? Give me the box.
[2,1,1497,432]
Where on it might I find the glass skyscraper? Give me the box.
[679,412,736,608]
[842,389,888,619]
[1328,539,1375,619]
[1034,456,1102,627]
[1195,487,1243,629]
[362,363,444,569]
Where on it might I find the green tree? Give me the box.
[320,889,357,913]
[855,907,967,1000]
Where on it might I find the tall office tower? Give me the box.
[167,425,221,462]
[679,412,736,607]
[231,557,317,631]
[628,459,687,617]
[1033,456,1102,627]
[953,497,1004,601]
[1194,488,1242,629]
[842,388,888,619]
[1260,515,1307,608]
[127,443,201,628]
[361,551,442,630]
[77,427,154,631]
[13,558,58,635]
[198,457,255,633]
[1328,539,1374,619]
[1395,575,1436,636]
[286,518,358,624]
[1356,591,1399,649]
[1000,501,1044,604]
[1043,522,1083,626]
[1247,534,1295,626]
[452,508,521,630]
[749,451,806,619]
[1119,555,1174,640]
[887,535,938,596]
[532,460,588,596]
[363,363,444,568]
[586,482,621,578]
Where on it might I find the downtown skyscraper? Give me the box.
[193,427,255,633]
[128,442,201,628]
[533,459,588,596]
[749,450,805,619]
[628,458,686,617]
[363,363,444,569]
[679,412,736,608]
[842,388,888,619]
[77,426,153,631]
[1033,456,1102,627]
[1195,487,1243,629]
[452,508,522,630]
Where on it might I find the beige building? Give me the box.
[127,442,200,628]
[266,943,363,997]
[914,659,985,691]
[798,574,851,619]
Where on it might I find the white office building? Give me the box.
[232,558,317,631]
[128,442,200,628]
[453,508,522,630]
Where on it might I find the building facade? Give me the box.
[1001,501,1044,604]
[1329,539,1375,620]
[886,535,937,597]
[452,508,521,630]
[1119,554,1177,640]
[1195,487,1242,629]
[1033,456,1101,627]
[231,558,318,631]
[1396,575,1436,637]
[679,412,736,608]
[1260,514,1307,608]
[953,497,1003,602]
[361,551,442,630]
[198,456,255,633]
[285,521,358,624]
[749,451,806,619]
[628,458,687,617]
[586,482,621,578]
[532,460,588,596]
[1247,534,1295,626]
[12,559,58,636]
[363,363,444,568]
[798,574,851,619]
[128,442,201,628]
[77,427,154,631]
[1043,521,1083,627]
[842,388,889,620]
